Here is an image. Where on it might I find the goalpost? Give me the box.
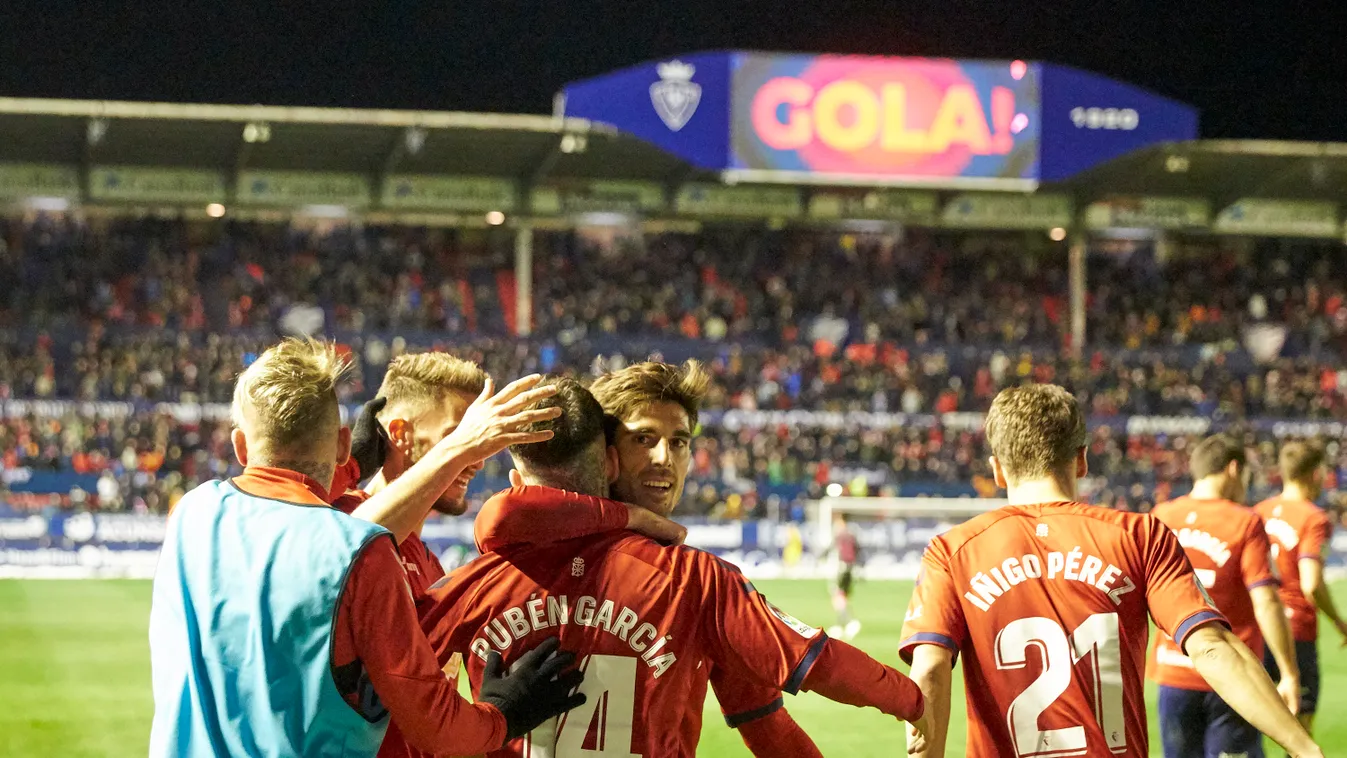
[808,496,1008,580]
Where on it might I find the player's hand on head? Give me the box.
[446,375,562,465]
[349,397,389,479]
[624,504,687,545]
[478,637,586,740]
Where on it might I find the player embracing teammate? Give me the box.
[419,375,929,757]
[899,384,1322,758]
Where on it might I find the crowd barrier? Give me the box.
[3,511,1344,581]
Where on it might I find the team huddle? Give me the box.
[145,338,1336,757]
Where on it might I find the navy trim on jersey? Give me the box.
[1174,610,1228,650]
[1247,578,1281,590]
[723,696,784,728]
[783,633,829,695]
[899,632,959,652]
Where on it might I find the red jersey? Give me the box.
[331,462,460,758]
[899,501,1225,758]
[421,488,836,757]
[1146,496,1277,691]
[1255,495,1333,641]
[473,489,824,756]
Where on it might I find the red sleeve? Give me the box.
[1301,511,1333,562]
[735,707,824,758]
[1142,517,1229,652]
[1241,515,1279,590]
[800,638,925,722]
[329,458,364,499]
[338,538,506,755]
[898,539,967,664]
[417,566,480,663]
[710,664,786,726]
[695,553,828,694]
[474,487,628,553]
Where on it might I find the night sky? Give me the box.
[2,1,1344,142]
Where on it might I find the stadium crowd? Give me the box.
[5,215,1347,523]
[4,214,1347,354]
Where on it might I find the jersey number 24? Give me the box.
[996,612,1125,758]
[524,654,643,758]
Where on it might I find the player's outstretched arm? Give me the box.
[1250,584,1300,712]
[904,644,950,757]
[1301,558,1347,645]
[474,481,686,553]
[352,375,560,542]
[1184,623,1322,758]
[711,665,823,757]
[797,638,926,727]
[696,554,924,728]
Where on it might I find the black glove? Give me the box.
[349,397,389,480]
[478,637,586,740]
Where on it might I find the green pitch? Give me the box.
[3,579,1346,757]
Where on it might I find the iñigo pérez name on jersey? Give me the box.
[964,548,1137,612]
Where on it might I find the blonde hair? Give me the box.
[985,384,1087,482]
[231,338,349,452]
[589,360,712,427]
[1279,441,1324,484]
[377,352,487,418]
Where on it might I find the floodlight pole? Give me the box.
[514,224,533,337]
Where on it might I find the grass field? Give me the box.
[3,579,1346,756]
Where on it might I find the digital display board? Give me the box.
[559,52,1198,189]
[729,54,1040,187]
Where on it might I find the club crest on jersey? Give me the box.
[650,60,701,132]
[767,602,820,639]
[1035,523,1049,537]
[571,557,585,577]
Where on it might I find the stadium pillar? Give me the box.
[1069,230,1087,356]
[514,225,533,337]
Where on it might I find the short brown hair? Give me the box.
[377,352,487,418]
[589,360,712,428]
[231,338,348,451]
[1189,434,1246,480]
[1279,441,1324,484]
[509,378,610,497]
[985,384,1087,482]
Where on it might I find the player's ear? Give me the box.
[508,468,525,488]
[231,428,249,467]
[387,418,413,455]
[605,445,620,484]
[335,425,352,466]
[989,456,1008,489]
[1075,447,1088,479]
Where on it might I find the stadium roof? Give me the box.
[0,97,711,183]
[1051,140,1347,202]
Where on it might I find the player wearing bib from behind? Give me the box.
[1146,434,1299,758]
[1257,442,1347,735]
[421,379,929,757]
[899,384,1322,758]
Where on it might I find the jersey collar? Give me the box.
[232,465,332,506]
